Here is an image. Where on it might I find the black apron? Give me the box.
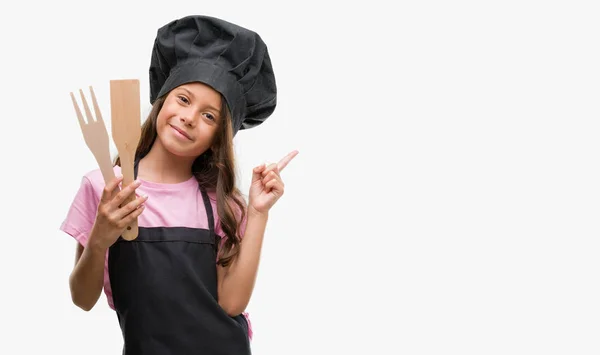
[108,160,251,355]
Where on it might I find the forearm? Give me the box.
[218,210,268,315]
[69,233,106,311]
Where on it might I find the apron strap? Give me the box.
[200,186,216,240]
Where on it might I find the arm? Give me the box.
[60,176,104,312]
[69,240,106,311]
[217,209,268,316]
[216,150,298,316]
[63,175,146,312]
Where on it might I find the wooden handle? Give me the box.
[95,150,116,185]
[121,203,139,240]
[120,151,138,240]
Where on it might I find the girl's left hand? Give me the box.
[248,150,298,215]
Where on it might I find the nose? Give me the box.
[179,114,194,127]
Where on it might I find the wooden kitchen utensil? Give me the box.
[71,86,137,237]
[70,86,116,184]
[110,79,142,241]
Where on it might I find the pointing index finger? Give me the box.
[277,150,299,172]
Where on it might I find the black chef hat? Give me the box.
[149,15,277,135]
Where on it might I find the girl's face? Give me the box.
[155,82,222,158]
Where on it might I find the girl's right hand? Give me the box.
[89,175,148,251]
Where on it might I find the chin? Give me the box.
[164,144,198,158]
[161,139,205,159]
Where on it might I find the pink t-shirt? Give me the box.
[60,165,252,339]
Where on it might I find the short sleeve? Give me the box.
[59,176,99,247]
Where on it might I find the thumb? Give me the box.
[252,163,266,183]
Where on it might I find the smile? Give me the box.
[170,125,193,141]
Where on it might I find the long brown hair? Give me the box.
[114,94,246,267]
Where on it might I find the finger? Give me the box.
[120,204,146,228]
[252,163,267,183]
[115,193,148,221]
[262,170,280,185]
[101,175,124,203]
[277,150,299,172]
[112,179,142,207]
[261,162,279,177]
[265,179,284,195]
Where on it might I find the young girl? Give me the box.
[60,15,297,355]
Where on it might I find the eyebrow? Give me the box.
[180,87,222,114]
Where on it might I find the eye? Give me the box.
[178,95,190,105]
[203,113,216,121]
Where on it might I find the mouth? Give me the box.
[169,124,193,141]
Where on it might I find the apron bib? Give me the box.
[108,161,251,355]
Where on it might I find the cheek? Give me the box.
[156,102,175,125]
[155,114,169,134]
[202,127,219,144]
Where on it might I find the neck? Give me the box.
[136,139,196,184]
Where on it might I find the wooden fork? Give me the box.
[70,87,116,185]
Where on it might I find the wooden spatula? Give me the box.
[110,79,142,241]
